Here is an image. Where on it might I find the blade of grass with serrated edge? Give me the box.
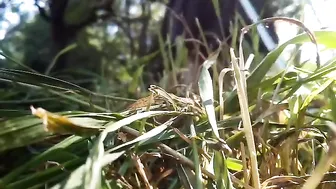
[82,110,178,189]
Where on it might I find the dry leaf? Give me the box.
[31,106,102,136]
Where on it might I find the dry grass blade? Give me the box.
[30,106,103,136]
[240,142,250,186]
[131,153,153,189]
[117,126,217,179]
[230,48,260,188]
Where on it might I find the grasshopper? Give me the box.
[125,85,204,116]
[148,85,204,115]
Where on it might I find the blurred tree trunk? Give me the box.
[35,0,115,73]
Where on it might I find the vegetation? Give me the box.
[1,1,336,189]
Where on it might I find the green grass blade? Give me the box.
[107,117,177,152]
[225,31,336,113]
[198,51,222,141]
[213,151,235,189]
[226,158,243,172]
[0,136,84,185]
[189,118,203,189]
